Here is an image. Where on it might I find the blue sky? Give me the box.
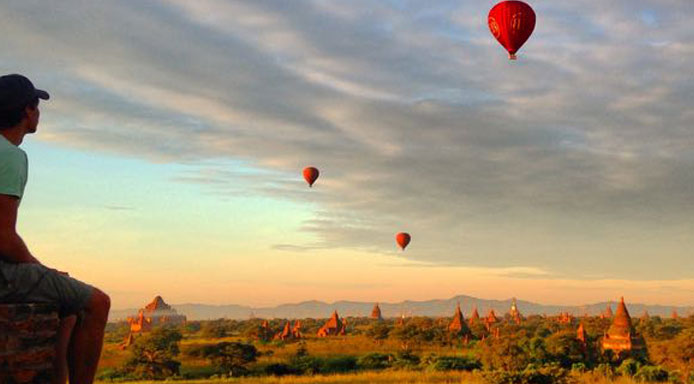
[2,0,693,308]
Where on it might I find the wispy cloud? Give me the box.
[385,261,552,277]
[103,205,136,211]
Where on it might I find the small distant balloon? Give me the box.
[303,166,320,187]
[488,1,536,60]
[396,232,411,251]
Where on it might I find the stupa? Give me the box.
[484,309,498,330]
[256,320,273,341]
[292,320,303,338]
[577,323,587,344]
[448,303,471,338]
[127,296,186,333]
[275,321,302,340]
[601,303,614,319]
[371,303,383,321]
[317,310,346,337]
[509,298,522,325]
[641,311,650,322]
[602,297,645,354]
[558,312,573,324]
[468,306,480,325]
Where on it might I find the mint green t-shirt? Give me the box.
[0,135,28,199]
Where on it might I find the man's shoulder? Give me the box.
[0,140,27,165]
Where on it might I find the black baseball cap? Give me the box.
[0,74,49,110]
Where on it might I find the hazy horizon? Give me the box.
[112,291,693,312]
[2,1,693,310]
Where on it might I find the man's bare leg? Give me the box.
[67,289,110,384]
[53,315,77,384]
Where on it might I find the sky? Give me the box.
[2,0,693,309]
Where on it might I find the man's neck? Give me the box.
[0,125,26,146]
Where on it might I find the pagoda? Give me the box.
[317,310,346,337]
[292,320,303,338]
[468,306,480,326]
[484,309,498,330]
[257,320,273,341]
[275,321,302,341]
[558,312,573,324]
[396,314,406,326]
[602,297,646,354]
[371,303,383,321]
[448,303,471,338]
[127,296,186,333]
[641,311,650,322]
[601,303,614,319]
[576,323,587,344]
[119,332,135,350]
[509,298,522,325]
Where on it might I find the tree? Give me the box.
[357,352,393,370]
[652,328,694,372]
[289,342,322,375]
[122,328,183,379]
[652,321,683,340]
[477,336,532,371]
[184,321,202,334]
[104,322,131,343]
[189,341,258,376]
[201,319,227,339]
[427,356,481,371]
[616,358,642,377]
[241,319,273,342]
[391,323,422,351]
[545,331,587,368]
[366,322,391,345]
[295,342,309,358]
[470,322,489,340]
[633,365,669,382]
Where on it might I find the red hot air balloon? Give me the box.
[488,1,536,60]
[396,232,411,251]
[303,166,319,187]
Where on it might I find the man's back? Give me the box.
[0,134,28,201]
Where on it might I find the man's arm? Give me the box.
[0,194,40,264]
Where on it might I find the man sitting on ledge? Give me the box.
[0,74,111,384]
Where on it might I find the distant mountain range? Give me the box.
[109,295,693,322]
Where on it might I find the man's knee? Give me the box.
[86,289,110,319]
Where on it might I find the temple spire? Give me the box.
[509,298,522,325]
[602,297,645,354]
[469,306,480,325]
[448,302,471,337]
[317,310,346,337]
[577,323,587,343]
[371,303,383,321]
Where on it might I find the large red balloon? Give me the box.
[396,232,411,251]
[303,166,319,187]
[488,1,536,60]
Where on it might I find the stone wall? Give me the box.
[0,304,59,384]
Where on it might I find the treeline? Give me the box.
[100,314,694,383]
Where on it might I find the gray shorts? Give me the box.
[0,261,93,318]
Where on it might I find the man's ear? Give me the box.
[23,104,39,124]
